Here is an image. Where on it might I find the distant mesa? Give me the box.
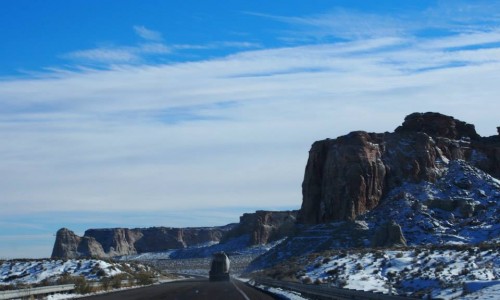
[51,226,231,259]
[51,210,297,259]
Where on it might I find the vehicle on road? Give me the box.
[209,252,230,281]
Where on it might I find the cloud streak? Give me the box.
[133,25,163,41]
[2,30,500,219]
[62,25,260,66]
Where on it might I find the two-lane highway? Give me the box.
[83,279,278,300]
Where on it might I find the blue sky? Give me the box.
[1,1,500,258]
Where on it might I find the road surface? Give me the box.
[83,278,278,300]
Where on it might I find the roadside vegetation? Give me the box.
[0,258,167,294]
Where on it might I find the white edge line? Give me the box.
[232,280,251,300]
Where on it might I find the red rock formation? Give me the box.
[301,132,386,223]
[298,112,500,224]
[51,228,105,259]
[52,226,233,259]
[222,210,298,245]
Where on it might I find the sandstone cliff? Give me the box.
[51,225,233,259]
[299,112,500,224]
[222,210,298,245]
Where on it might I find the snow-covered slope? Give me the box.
[292,246,499,299]
[0,259,145,285]
[366,160,500,246]
[119,235,286,261]
[249,160,499,272]
[246,160,499,298]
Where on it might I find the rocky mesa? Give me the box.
[51,226,233,259]
[299,112,500,224]
[52,210,297,259]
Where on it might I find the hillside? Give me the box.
[245,112,499,298]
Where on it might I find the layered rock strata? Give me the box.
[222,210,298,245]
[299,112,500,224]
[52,211,298,259]
[51,225,233,259]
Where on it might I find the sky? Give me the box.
[1,0,500,258]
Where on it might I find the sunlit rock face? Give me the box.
[50,210,298,259]
[51,228,105,259]
[51,226,232,259]
[221,210,298,246]
[299,112,500,224]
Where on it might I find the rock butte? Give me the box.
[298,112,499,224]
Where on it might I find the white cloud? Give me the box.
[2,30,500,221]
[133,25,163,41]
[65,47,139,63]
[63,26,257,65]
[139,43,171,54]
[248,2,500,42]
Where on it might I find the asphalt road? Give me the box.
[83,279,278,300]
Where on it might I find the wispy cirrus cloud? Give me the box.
[63,25,260,65]
[63,26,170,65]
[65,47,140,63]
[247,1,500,43]
[133,25,163,41]
[2,30,500,222]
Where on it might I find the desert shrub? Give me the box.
[459,268,469,276]
[337,279,347,288]
[73,276,92,294]
[96,268,107,277]
[373,251,385,260]
[322,257,331,264]
[327,268,339,276]
[395,252,404,258]
[301,276,312,284]
[100,277,111,291]
[109,273,129,289]
[56,272,73,285]
[134,272,154,285]
[386,271,397,280]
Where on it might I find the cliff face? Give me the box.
[51,228,106,259]
[51,210,298,259]
[222,210,298,245]
[51,225,233,259]
[299,112,500,224]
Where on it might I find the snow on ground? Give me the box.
[254,284,309,300]
[299,247,499,299]
[249,160,499,272]
[366,160,500,247]
[0,259,125,285]
[461,280,500,300]
[118,235,285,262]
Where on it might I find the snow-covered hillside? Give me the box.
[245,160,499,298]
[366,160,500,246]
[261,246,499,299]
[249,160,499,272]
[0,259,147,285]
